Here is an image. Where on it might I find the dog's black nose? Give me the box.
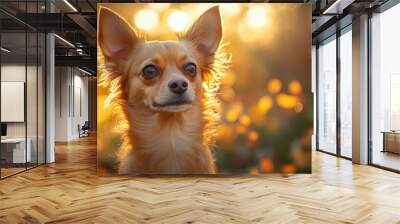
[168,79,188,95]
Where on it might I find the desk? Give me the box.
[382,131,400,154]
[1,138,31,163]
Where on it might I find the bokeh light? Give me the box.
[134,9,159,31]
[281,164,296,174]
[276,93,298,109]
[236,125,247,134]
[248,130,259,142]
[225,101,243,123]
[257,96,273,114]
[245,6,268,29]
[267,79,282,94]
[239,115,251,126]
[260,159,274,173]
[288,80,302,95]
[294,102,304,113]
[168,10,190,32]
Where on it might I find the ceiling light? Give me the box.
[78,67,93,76]
[323,0,355,15]
[63,0,78,12]
[54,34,75,48]
[1,47,11,53]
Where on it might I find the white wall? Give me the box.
[55,67,70,141]
[54,67,89,141]
[1,65,37,138]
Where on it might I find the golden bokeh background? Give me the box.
[98,3,312,174]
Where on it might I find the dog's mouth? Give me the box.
[152,99,193,112]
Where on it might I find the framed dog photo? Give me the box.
[97,3,312,175]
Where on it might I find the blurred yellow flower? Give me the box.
[267,79,282,94]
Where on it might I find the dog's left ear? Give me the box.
[182,6,222,56]
[98,7,142,61]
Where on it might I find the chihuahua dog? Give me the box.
[98,6,227,174]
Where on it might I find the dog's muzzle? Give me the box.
[152,97,193,112]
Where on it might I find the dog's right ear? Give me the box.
[98,7,142,61]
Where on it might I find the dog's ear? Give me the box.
[182,6,222,56]
[98,7,142,60]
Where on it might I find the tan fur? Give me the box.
[98,6,229,174]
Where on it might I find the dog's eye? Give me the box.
[142,64,160,80]
[183,63,197,77]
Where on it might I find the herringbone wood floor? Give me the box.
[1,135,400,224]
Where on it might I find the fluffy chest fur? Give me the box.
[119,102,215,174]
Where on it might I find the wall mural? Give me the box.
[97,3,312,175]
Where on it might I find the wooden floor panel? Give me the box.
[1,135,400,224]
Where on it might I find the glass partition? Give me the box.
[317,35,337,154]
[0,1,46,179]
[339,27,352,158]
[370,3,400,171]
[1,30,28,177]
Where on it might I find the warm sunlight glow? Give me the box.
[220,3,241,16]
[245,6,268,29]
[150,3,170,12]
[221,73,236,86]
[220,87,235,101]
[134,9,159,31]
[168,10,190,32]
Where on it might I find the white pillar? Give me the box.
[352,14,369,164]
[46,1,55,163]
